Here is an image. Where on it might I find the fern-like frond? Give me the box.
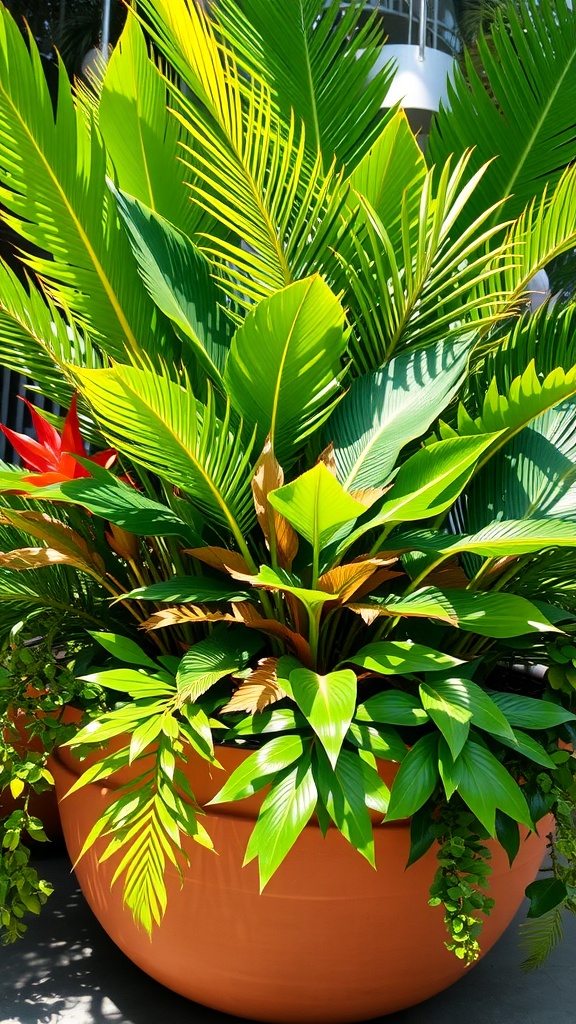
[216,0,395,171]
[520,907,565,971]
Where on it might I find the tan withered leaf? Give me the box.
[251,437,298,569]
[349,487,387,508]
[183,546,251,576]
[106,523,140,561]
[0,547,102,576]
[141,605,235,631]
[426,559,470,589]
[318,558,399,604]
[317,442,337,477]
[231,603,313,667]
[0,509,105,573]
[348,601,459,627]
[221,657,286,714]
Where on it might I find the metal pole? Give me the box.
[418,0,427,61]
[101,0,112,62]
[58,0,67,37]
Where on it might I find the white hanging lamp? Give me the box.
[361,0,460,132]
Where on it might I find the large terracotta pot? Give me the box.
[51,742,551,1024]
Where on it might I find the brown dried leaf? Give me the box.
[317,442,337,477]
[184,546,251,576]
[349,487,387,508]
[105,523,140,561]
[0,547,102,576]
[251,437,298,569]
[221,657,286,714]
[318,558,399,604]
[231,603,313,667]
[142,605,235,631]
[0,509,105,573]
[426,559,470,589]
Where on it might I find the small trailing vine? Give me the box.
[0,621,104,944]
[427,802,495,965]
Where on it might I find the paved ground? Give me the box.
[1,846,575,1024]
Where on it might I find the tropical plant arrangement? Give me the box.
[0,0,576,1016]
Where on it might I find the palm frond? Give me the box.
[215,0,395,171]
[519,907,565,971]
[135,0,351,310]
[73,364,257,549]
[428,0,576,225]
[99,15,211,240]
[0,8,178,365]
[339,152,510,371]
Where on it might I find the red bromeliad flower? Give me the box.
[1,395,117,487]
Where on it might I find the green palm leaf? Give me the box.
[428,0,576,225]
[136,0,351,310]
[0,8,176,365]
[215,0,395,170]
[73,364,257,551]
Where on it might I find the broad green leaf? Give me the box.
[397,518,576,559]
[497,729,557,770]
[223,707,307,738]
[495,810,520,868]
[488,692,576,729]
[451,736,534,834]
[244,753,317,889]
[431,678,516,742]
[385,733,439,821]
[209,734,307,804]
[243,565,337,613]
[269,463,365,551]
[176,626,263,702]
[355,691,429,727]
[65,702,171,747]
[347,641,463,675]
[59,474,198,542]
[419,682,471,760]
[225,276,347,462]
[328,338,471,492]
[313,746,375,864]
[407,802,437,867]
[347,721,407,763]
[114,187,231,384]
[88,632,158,669]
[289,667,357,767]
[80,670,175,698]
[125,577,249,604]
[526,878,568,919]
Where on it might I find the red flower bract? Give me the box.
[1,395,117,486]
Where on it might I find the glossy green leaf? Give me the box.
[355,691,429,727]
[488,692,576,729]
[431,678,516,742]
[450,736,534,835]
[114,187,231,384]
[526,878,568,919]
[347,721,407,763]
[244,753,317,889]
[313,747,375,864]
[125,577,249,604]
[329,338,470,492]
[495,810,521,868]
[385,733,440,822]
[176,626,263,702]
[269,463,365,551]
[347,641,463,676]
[79,670,175,698]
[419,682,471,760]
[289,667,357,767]
[60,475,198,541]
[209,735,307,804]
[225,276,347,462]
[88,632,158,669]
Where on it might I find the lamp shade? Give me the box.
[379,43,457,112]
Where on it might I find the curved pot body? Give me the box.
[51,744,550,1023]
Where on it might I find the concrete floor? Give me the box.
[1,846,575,1024]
